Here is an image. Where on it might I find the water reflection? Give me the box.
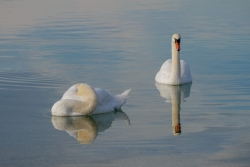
[155,83,192,136]
[51,110,130,144]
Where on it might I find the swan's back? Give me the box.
[180,60,192,83]
[92,88,131,114]
[155,59,172,83]
[94,88,115,106]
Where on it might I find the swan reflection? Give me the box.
[155,82,192,136]
[51,110,130,144]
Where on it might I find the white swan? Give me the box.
[155,34,192,85]
[51,83,131,116]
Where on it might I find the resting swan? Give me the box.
[51,83,131,116]
[155,34,192,85]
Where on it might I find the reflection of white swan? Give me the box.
[155,82,192,136]
[51,83,131,116]
[52,111,130,144]
[155,34,192,85]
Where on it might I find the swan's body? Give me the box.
[155,34,192,85]
[51,83,131,116]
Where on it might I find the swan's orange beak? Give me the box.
[175,42,181,51]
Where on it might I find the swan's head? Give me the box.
[172,33,181,51]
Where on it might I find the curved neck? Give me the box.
[76,84,98,114]
[170,42,181,84]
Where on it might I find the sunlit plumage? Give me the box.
[155,34,192,85]
[51,83,131,116]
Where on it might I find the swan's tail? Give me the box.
[115,89,131,109]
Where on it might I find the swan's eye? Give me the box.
[174,38,181,43]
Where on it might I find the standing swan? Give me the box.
[51,83,131,116]
[155,34,192,85]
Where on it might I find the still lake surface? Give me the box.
[0,0,250,166]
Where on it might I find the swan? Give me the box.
[155,33,192,85]
[51,83,131,116]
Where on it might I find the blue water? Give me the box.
[0,0,250,166]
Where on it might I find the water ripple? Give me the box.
[0,71,66,90]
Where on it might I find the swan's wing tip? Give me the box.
[124,89,132,96]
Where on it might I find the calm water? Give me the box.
[1,0,250,166]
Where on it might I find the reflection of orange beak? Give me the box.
[175,42,181,51]
[175,123,181,133]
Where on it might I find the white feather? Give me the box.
[155,34,192,85]
[51,83,131,116]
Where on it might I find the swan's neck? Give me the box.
[76,84,98,114]
[170,43,181,84]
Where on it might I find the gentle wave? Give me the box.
[0,71,66,90]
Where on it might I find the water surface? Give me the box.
[0,0,250,166]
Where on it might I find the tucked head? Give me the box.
[172,33,181,51]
